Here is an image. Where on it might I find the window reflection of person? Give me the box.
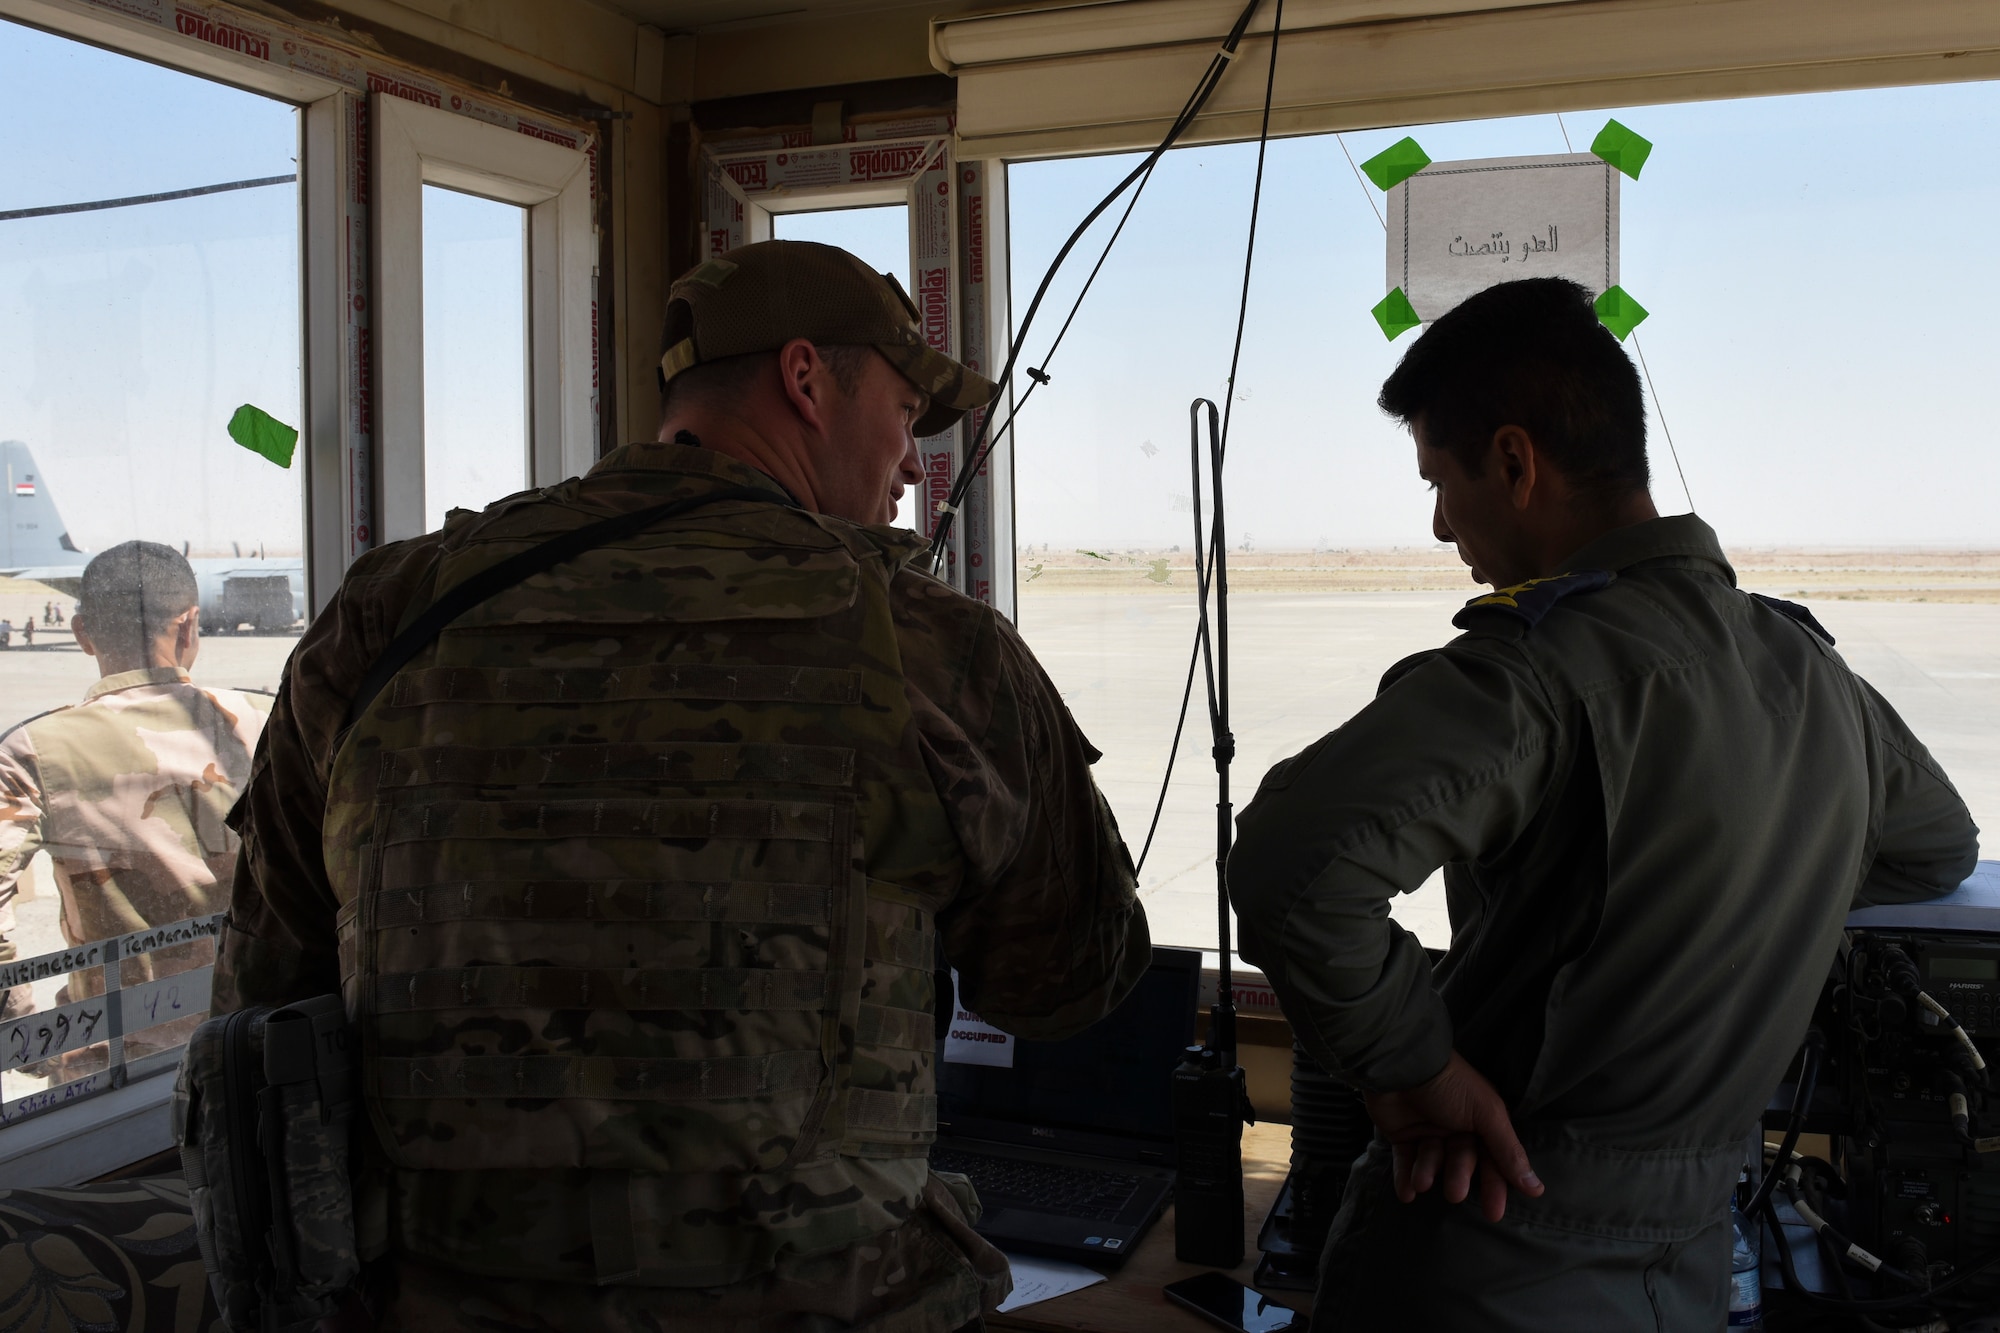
[0,542,272,1076]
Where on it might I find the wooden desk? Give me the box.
[991,1121,1306,1333]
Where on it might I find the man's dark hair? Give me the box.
[1378,277,1649,495]
[78,540,199,661]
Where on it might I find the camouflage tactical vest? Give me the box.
[322,479,956,1286]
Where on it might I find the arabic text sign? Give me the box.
[1387,153,1619,322]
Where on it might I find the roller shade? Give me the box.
[934,0,2000,160]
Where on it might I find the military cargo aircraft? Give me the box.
[1,439,304,634]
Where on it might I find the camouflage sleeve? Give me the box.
[0,733,47,969]
[214,541,438,1013]
[898,579,1149,1041]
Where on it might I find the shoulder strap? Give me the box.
[344,485,785,728]
[1750,592,1837,646]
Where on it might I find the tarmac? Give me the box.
[1016,580,2000,955]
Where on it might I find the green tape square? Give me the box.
[1594,285,1649,341]
[228,403,298,469]
[1590,119,1654,180]
[1372,287,1422,340]
[1360,137,1432,192]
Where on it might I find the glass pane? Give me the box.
[773,204,911,293]
[423,185,528,530]
[1010,85,2000,952]
[771,205,913,523]
[0,19,301,1104]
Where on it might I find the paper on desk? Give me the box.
[997,1253,1107,1312]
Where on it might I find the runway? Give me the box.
[1015,588,2000,954]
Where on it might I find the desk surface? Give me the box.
[990,1121,1304,1333]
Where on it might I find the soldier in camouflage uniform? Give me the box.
[0,542,272,1060]
[214,241,1151,1332]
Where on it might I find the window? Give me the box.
[772,203,913,292]
[370,93,593,543]
[0,18,303,1117]
[423,185,530,530]
[772,204,916,524]
[1007,85,2000,951]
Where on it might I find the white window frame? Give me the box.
[700,139,1019,619]
[371,93,595,542]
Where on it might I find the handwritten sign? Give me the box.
[0,911,224,990]
[1387,153,1619,322]
[0,969,211,1073]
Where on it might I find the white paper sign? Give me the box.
[1387,153,1619,321]
[942,969,1015,1067]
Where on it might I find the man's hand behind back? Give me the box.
[1364,1050,1545,1222]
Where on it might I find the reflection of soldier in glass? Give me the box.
[0,542,272,1071]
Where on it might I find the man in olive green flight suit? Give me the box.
[1228,278,1979,1331]
[216,242,1149,1332]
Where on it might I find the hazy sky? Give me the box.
[1,20,302,555]
[8,15,2000,556]
[1006,85,2000,550]
[0,19,532,555]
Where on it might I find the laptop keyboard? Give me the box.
[931,1147,1144,1221]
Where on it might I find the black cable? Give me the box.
[1216,0,1284,467]
[1769,1215,1901,1333]
[1745,1030,1824,1221]
[954,155,1169,487]
[1188,398,1232,1012]
[1134,634,1202,876]
[1768,1178,2000,1313]
[1128,5,1280,892]
[0,174,295,223]
[927,0,1266,574]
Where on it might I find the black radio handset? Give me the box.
[1173,398,1256,1267]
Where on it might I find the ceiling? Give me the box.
[595,0,942,33]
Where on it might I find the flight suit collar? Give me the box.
[84,666,191,702]
[1556,513,1735,587]
[590,439,798,505]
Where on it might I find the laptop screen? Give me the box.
[937,946,1202,1146]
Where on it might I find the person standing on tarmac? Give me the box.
[1228,278,1979,1331]
[0,542,272,1053]
[213,240,1150,1332]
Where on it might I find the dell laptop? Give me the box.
[930,945,1203,1266]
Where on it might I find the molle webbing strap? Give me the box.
[345,484,788,730]
[369,880,833,927]
[382,798,841,845]
[845,1090,936,1134]
[377,742,857,790]
[855,1004,935,1052]
[870,925,934,972]
[371,966,829,1013]
[371,1049,825,1101]
[386,663,861,709]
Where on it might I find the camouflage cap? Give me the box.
[661,240,996,438]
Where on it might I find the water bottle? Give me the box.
[1729,1173,1765,1330]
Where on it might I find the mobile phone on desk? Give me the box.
[1163,1272,1307,1333]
